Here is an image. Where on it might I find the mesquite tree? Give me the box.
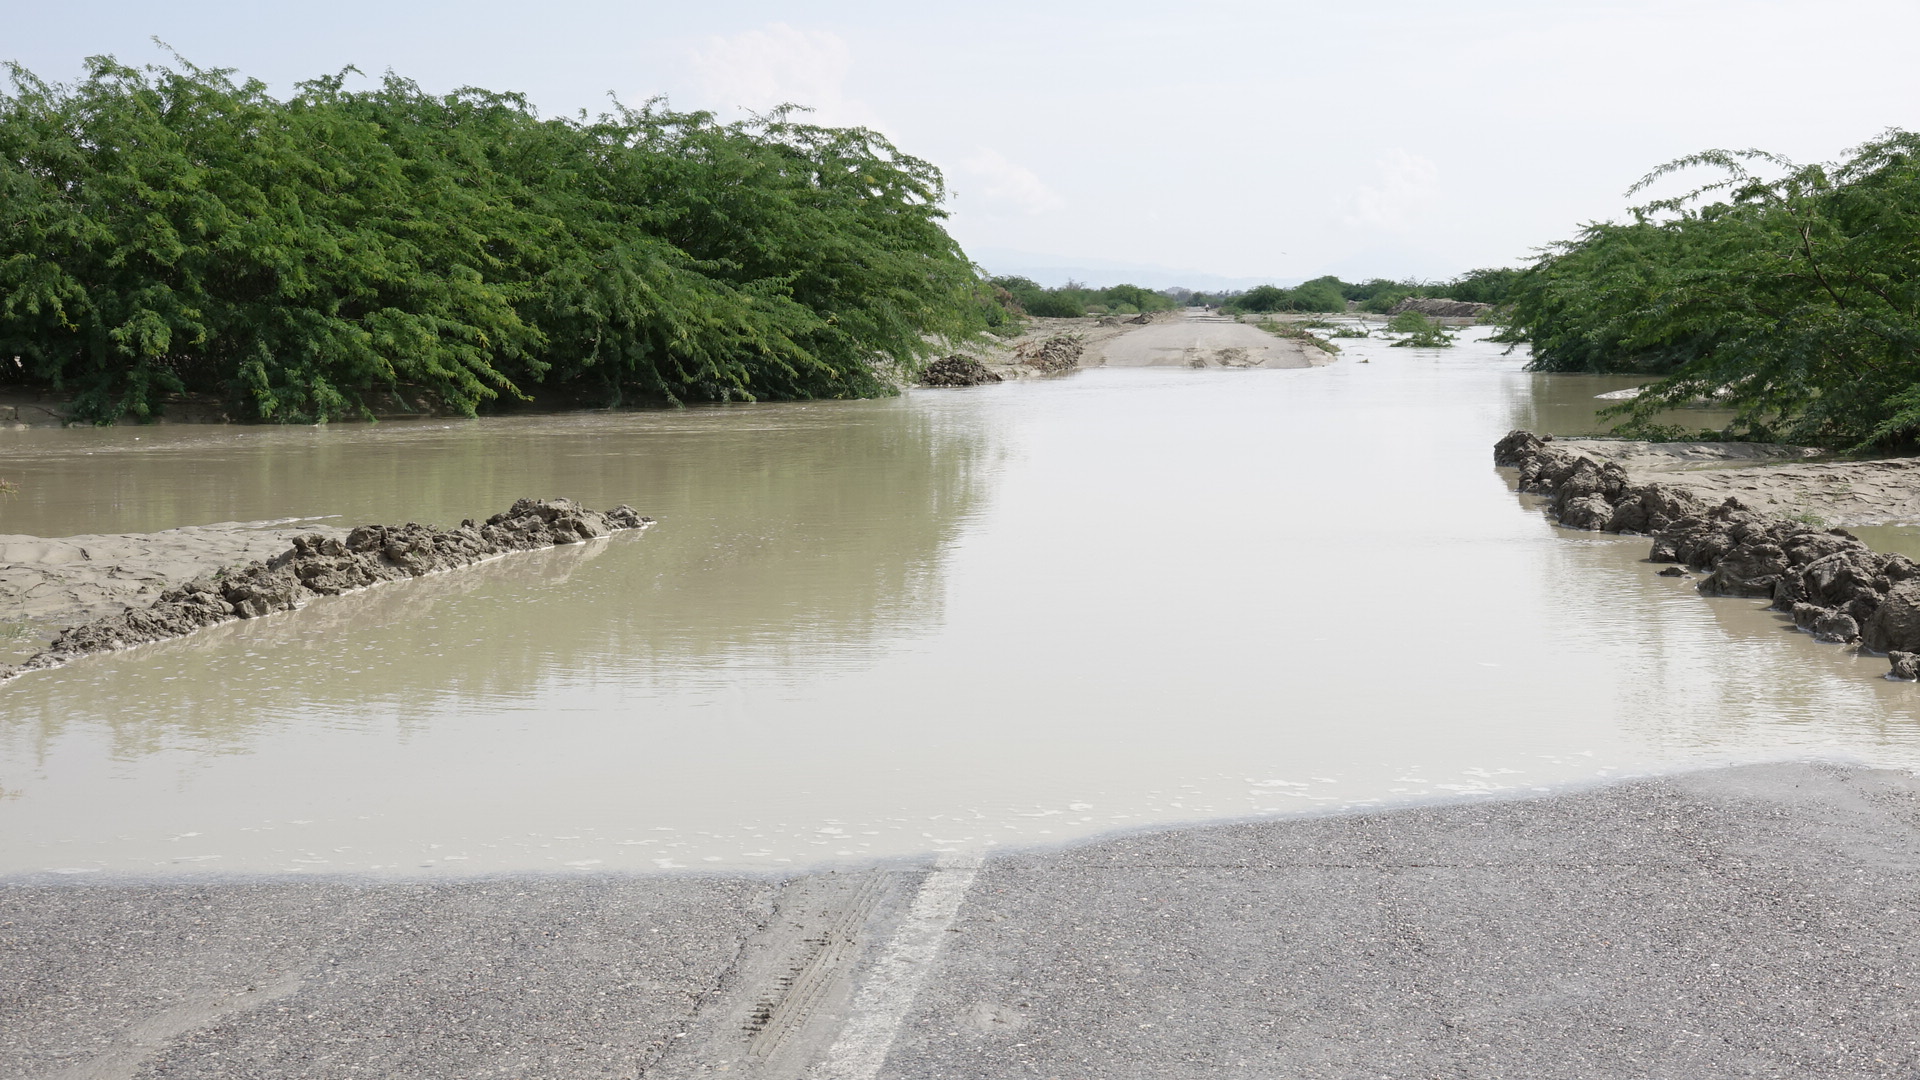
[1506,130,1920,448]
[0,54,984,421]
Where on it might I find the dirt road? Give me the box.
[1085,309,1330,369]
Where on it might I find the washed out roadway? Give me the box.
[1082,310,1328,369]
[5,762,1919,1078]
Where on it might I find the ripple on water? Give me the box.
[4,330,1920,875]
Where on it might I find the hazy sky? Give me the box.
[9,1,1920,287]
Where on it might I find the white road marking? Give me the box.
[811,851,981,1079]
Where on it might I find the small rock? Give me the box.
[1889,651,1920,681]
[922,356,1003,388]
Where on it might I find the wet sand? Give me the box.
[1081,310,1329,369]
[5,762,1917,1078]
[957,308,1327,382]
[0,521,345,660]
[1560,437,1920,527]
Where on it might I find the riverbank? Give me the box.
[1554,436,1920,527]
[6,761,1915,1078]
[0,521,348,663]
[1498,430,1920,679]
[0,499,650,680]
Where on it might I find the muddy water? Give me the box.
[4,329,1920,876]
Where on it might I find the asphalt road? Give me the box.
[6,761,1919,1079]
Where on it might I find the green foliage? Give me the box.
[0,53,985,422]
[975,281,1026,335]
[1781,508,1829,528]
[1231,285,1290,313]
[1422,268,1520,305]
[1386,311,1454,348]
[1254,318,1339,353]
[985,276,1176,319]
[1218,269,1516,317]
[1508,130,1920,448]
[1224,280,1344,314]
[1359,291,1410,314]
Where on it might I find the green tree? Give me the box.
[0,54,986,422]
[1508,130,1920,447]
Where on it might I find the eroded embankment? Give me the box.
[1,498,651,681]
[1497,430,1920,680]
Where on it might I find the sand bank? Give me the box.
[0,521,347,660]
[1557,437,1920,526]
[924,309,1329,387]
[0,500,649,679]
[1499,430,1920,678]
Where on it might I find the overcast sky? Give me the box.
[9,1,1920,288]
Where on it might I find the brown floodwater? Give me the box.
[3,328,1919,876]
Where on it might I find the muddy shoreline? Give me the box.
[920,309,1332,387]
[1499,430,1920,679]
[0,498,651,681]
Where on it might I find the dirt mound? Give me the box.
[3,498,652,680]
[921,356,1003,387]
[1495,429,1920,680]
[1015,334,1086,374]
[1389,297,1493,319]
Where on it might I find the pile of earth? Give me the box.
[1015,334,1086,374]
[1496,430,1920,679]
[1,498,651,680]
[921,356,1003,387]
[1389,297,1492,319]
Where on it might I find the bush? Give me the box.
[1018,293,1083,317]
[1387,311,1436,334]
[1288,280,1347,313]
[1387,311,1454,348]
[1507,130,1920,447]
[0,55,985,421]
[1360,291,1408,314]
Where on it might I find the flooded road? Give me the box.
[4,328,1920,875]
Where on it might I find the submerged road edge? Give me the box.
[7,761,1920,1078]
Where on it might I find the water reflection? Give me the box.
[6,332,1920,876]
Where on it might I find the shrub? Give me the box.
[1508,130,1920,447]
[0,54,985,421]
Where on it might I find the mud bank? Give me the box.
[0,521,349,655]
[922,309,1324,387]
[1498,430,1920,680]
[1,498,650,681]
[1554,437,1920,526]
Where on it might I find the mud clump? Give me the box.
[4,498,651,680]
[1015,334,1086,374]
[1496,429,1920,680]
[921,356,1003,388]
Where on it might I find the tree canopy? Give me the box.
[0,54,986,422]
[987,276,1180,318]
[1506,130,1920,448]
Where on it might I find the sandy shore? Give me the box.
[950,308,1329,383]
[1557,437,1920,527]
[1081,309,1330,369]
[0,521,346,661]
